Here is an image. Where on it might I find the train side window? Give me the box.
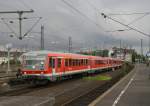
[83,59,85,65]
[65,59,68,67]
[69,59,72,66]
[52,59,55,68]
[49,58,55,68]
[58,58,61,68]
[75,59,77,66]
[77,59,79,66]
[86,59,88,65]
[49,58,52,67]
[80,59,82,66]
[74,59,76,66]
[81,59,84,66]
[79,59,80,66]
[72,59,75,66]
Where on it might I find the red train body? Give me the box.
[20,51,123,81]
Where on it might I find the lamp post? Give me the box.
[6,43,12,74]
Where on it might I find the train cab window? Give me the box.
[58,58,61,68]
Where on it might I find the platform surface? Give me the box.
[90,64,150,106]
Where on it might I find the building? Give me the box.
[0,45,25,64]
[110,47,135,62]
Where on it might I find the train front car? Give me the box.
[20,51,50,84]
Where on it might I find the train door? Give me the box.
[56,58,62,74]
[49,57,56,76]
[49,57,62,75]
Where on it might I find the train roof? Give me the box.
[21,50,123,60]
[22,50,89,58]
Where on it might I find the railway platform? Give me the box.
[89,64,150,106]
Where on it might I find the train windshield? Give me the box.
[23,56,46,70]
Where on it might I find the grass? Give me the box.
[83,75,112,81]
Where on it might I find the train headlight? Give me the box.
[24,72,27,74]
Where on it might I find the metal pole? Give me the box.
[68,36,72,52]
[141,39,143,56]
[7,49,10,73]
[41,25,44,50]
[120,40,121,59]
[19,12,23,40]
[149,37,150,52]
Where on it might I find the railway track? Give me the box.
[62,71,124,106]
[61,65,133,106]
[54,65,133,106]
[0,75,85,97]
[0,64,133,106]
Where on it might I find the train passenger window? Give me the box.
[75,59,78,66]
[83,59,85,65]
[65,59,68,67]
[74,59,76,66]
[86,59,88,65]
[49,58,52,67]
[77,59,79,66]
[85,59,87,65]
[72,59,75,66]
[69,59,72,66]
[81,59,84,66]
[78,59,80,66]
[49,58,55,68]
[58,58,61,68]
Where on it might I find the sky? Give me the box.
[0,0,150,54]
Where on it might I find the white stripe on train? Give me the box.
[23,65,121,77]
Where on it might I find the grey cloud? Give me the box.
[0,0,149,54]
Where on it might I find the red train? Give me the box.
[20,50,123,83]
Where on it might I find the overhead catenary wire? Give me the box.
[108,12,150,16]
[127,13,150,25]
[0,16,42,20]
[18,0,32,10]
[61,0,105,31]
[23,17,42,38]
[106,12,150,32]
[101,13,150,37]
[1,18,18,38]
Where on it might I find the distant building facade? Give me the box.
[0,45,25,64]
